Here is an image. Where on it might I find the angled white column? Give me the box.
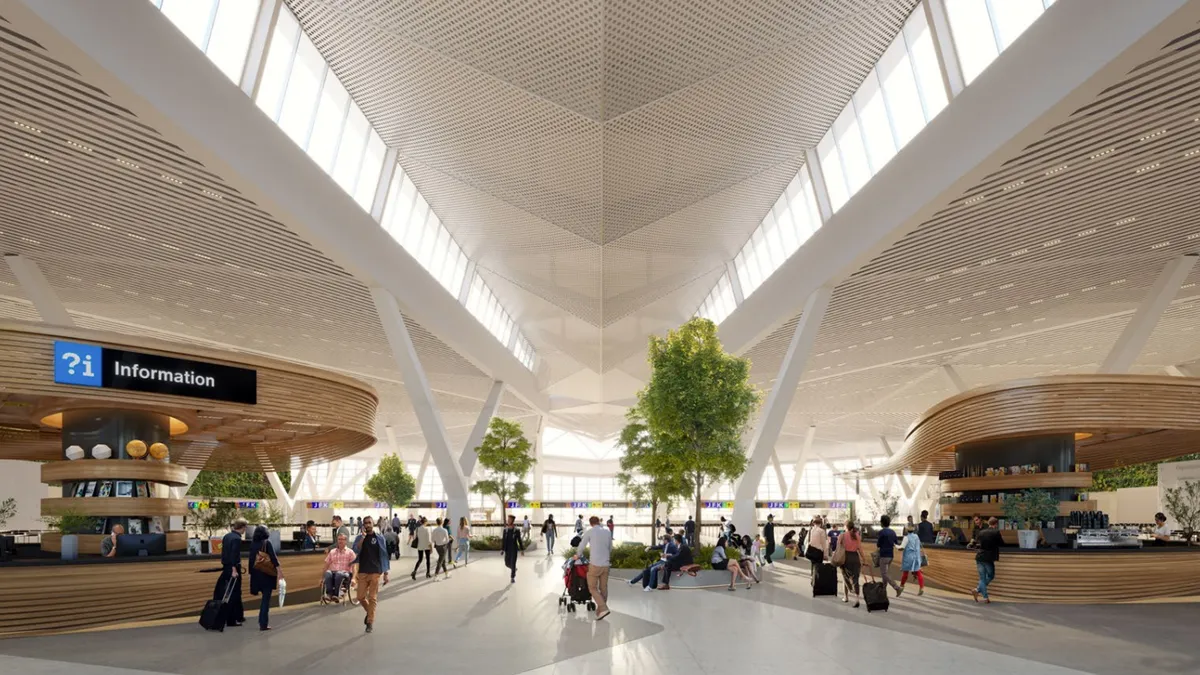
[369,148,400,222]
[856,456,882,503]
[287,465,309,501]
[238,0,281,98]
[940,364,968,393]
[4,255,72,326]
[414,449,432,497]
[369,288,470,524]
[785,426,816,520]
[803,149,834,223]
[1166,364,1198,377]
[879,437,913,499]
[1100,255,1198,373]
[726,261,745,304]
[769,451,787,496]
[265,471,291,517]
[732,287,833,533]
[532,416,545,522]
[822,459,860,496]
[458,380,505,478]
[923,0,966,98]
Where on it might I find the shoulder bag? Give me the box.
[254,542,278,577]
[830,544,846,567]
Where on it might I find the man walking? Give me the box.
[574,516,612,621]
[971,516,1003,604]
[332,515,351,543]
[574,514,585,537]
[501,514,523,583]
[543,515,557,555]
[763,514,777,567]
[211,518,247,627]
[352,516,389,633]
[521,515,532,554]
[684,515,696,549]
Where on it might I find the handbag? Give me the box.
[830,544,846,567]
[804,545,823,564]
[254,543,277,577]
[870,550,881,568]
[920,552,929,568]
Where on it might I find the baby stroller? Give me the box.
[558,558,595,613]
[319,573,359,606]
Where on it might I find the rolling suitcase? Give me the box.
[199,577,235,631]
[863,576,889,612]
[812,562,838,596]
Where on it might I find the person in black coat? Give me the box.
[500,514,523,583]
[249,525,284,631]
[212,518,248,627]
[763,514,777,566]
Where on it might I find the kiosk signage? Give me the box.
[54,340,257,404]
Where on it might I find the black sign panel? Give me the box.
[103,348,257,404]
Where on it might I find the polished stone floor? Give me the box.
[0,552,1195,675]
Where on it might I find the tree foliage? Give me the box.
[636,318,760,531]
[867,490,900,521]
[472,417,536,522]
[364,454,417,516]
[615,413,690,526]
[0,497,15,528]
[187,471,291,499]
[1164,480,1200,542]
[1002,489,1060,528]
[1090,454,1200,492]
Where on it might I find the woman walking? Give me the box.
[454,516,471,566]
[411,519,432,580]
[805,517,829,579]
[432,519,451,580]
[248,525,283,631]
[899,526,925,595]
[542,515,557,555]
[839,520,862,608]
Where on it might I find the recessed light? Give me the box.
[65,275,81,281]
[65,140,92,152]
[1135,163,1161,174]
[1042,239,1061,247]
[1151,242,1171,249]
[1139,129,1167,141]
[115,157,139,170]
[1055,293,1069,299]
[901,310,915,316]
[23,152,49,165]
[1044,165,1068,175]
[1111,279,1127,285]
[1010,249,1029,257]
[982,311,996,317]
[1002,181,1024,191]
[980,258,997,266]
[1091,148,1115,159]
[13,120,42,133]
[1082,286,1097,292]
[973,290,987,297]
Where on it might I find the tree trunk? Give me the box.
[694,476,703,542]
[650,497,658,541]
[499,495,507,525]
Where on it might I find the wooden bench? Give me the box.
[676,564,701,577]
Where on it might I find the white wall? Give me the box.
[1092,486,1159,525]
[0,460,51,530]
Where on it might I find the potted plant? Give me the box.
[1163,480,1200,544]
[0,497,15,560]
[256,502,287,552]
[1002,489,1060,549]
[43,509,99,560]
[186,505,214,554]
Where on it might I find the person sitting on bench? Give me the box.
[657,534,693,590]
[629,534,678,591]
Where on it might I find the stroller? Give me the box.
[558,558,596,613]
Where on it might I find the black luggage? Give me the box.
[863,580,889,612]
[812,562,838,596]
[200,578,235,631]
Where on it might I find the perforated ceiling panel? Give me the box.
[0,16,493,446]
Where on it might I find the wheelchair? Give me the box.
[319,572,359,606]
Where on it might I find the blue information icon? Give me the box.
[53,340,103,387]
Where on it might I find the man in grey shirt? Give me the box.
[100,524,124,557]
[573,516,612,621]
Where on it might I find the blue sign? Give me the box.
[435,501,448,509]
[54,340,102,387]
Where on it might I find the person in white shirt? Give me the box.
[573,516,612,621]
[431,521,451,580]
[410,521,432,580]
[1153,512,1173,542]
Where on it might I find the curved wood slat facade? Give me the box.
[41,460,190,486]
[0,553,326,637]
[864,375,1200,477]
[0,322,378,471]
[40,532,189,554]
[41,497,190,517]
[861,542,1200,602]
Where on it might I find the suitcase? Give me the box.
[199,577,235,631]
[812,562,838,596]
[863,581,889,612]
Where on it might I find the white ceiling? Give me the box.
[2,0,1200,462]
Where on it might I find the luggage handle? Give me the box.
[221,577,237,604]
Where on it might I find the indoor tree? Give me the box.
[364,453,417,521]
[472,417,536,523]
[615,412,690,535]
[0,497,15,529]
[637,317,760,533]
[1164,480,1200,543]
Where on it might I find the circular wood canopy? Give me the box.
[864,375,1200,477]
[0,321,378,472]
[41,459,191,486]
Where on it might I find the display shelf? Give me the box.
[941,501,1095,517]
[41,497,189,518]
[41,460,189,487]
[940,472,1092,492]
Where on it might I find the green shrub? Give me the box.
[563,542,740,569]
[469,536,502,551]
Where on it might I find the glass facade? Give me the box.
[946,0,1055,85]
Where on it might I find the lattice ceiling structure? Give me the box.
[1,0,1200,466]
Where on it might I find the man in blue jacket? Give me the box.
[352,516,390,633]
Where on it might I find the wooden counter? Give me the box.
[861,542,1200,603]
[0,551,327,637]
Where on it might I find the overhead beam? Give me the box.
[822,458,859,496]
[458,380,505,478]
[10,0,548,413]
[287,464,309,501]
[369,288,469,523]
[1166,364,1198,378]
[237,0,281,98]
[1099,255,1198,373]
[732,287,833,533]
[3,255,73,326]
[717,0,1196,355]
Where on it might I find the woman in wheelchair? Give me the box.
[321,533,358,604]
